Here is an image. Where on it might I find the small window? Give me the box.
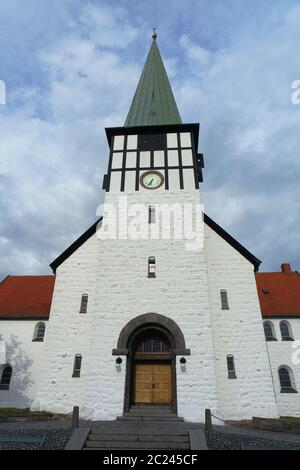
[80,294,88,314]
[263,321,276,341]
[73,355,82,378]
[220,290,229,310]
[32,322,46,342]
[278,366,297,393]
[149,206,156,224]
[148,257,156,278]
[227,355,236,379]
[280,321,293,341]
[0,366,12,390]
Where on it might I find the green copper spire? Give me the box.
[125,32,182,127]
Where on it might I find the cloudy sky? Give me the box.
[0,0,299,279]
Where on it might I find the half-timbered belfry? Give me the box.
[5,33,299,422]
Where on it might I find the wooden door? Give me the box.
[134,363,172,404]
[152,364,172,404]
[135,363,153,403]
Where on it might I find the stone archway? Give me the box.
[112,313,190,414]
[113,313,190,356]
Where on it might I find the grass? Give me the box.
[0,408,51,417]
[280,416,300,424]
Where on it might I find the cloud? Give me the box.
[79,4,139,48]
[180,35,211,68]
[0,2,140,279]
[175,10,300,270]
[0,0,299,279]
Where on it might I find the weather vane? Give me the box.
[152,28,158,40]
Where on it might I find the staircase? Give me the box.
[83,423,190,450]
[117,405,183,421]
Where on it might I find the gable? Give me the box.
[50,219,102,273]
[204,214,261,271]
[50,214,260,273]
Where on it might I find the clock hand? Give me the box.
[149,179,154,186]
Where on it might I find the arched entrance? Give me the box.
[132,328,172,405]
[113,313,190,414]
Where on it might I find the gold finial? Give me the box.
[152,28,158,40]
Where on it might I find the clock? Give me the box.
[140,170,164,190]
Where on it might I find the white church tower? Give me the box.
[32,34,279,422]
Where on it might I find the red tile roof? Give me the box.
[0,275,55,318]
[256,264,300,317]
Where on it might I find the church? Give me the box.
[1,35,300,423]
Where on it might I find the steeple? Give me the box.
[125,33,182,127]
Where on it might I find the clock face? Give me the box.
[140,171,164,190]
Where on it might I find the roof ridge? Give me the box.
[1,274,54,279]
[256,271,298,275]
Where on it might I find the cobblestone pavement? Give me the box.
[204,422,300,449]
[206,430,300,450]
[0,421,72,450]
[1,419,300,450]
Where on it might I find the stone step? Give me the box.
[88,434,189,443]
[125,410,177,416]
[90,427,188,436]
[85,440,190,450]
[130,405,172,410]
[117,415,184,421]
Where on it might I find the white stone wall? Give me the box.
[265,319,300,417]
[205,224,279,420]
[84,189,219,422]
[31,234,99,415]
[0,320,47,408]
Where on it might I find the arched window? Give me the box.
[227,355,237,379]
[134,330,170,354]
[148,257,156,278]
[79,294,88,314]
[263,321,276,341]
[32,322,46,342]
[278,366,297,392]
[220,290,229,310]
[280,321,293,341]
[0,366,12,390]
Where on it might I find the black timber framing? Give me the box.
[104,123,200,193]
[105,123,200,150]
